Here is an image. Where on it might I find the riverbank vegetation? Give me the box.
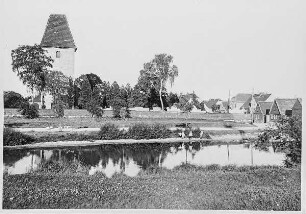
[254,115,302,167]
[3,164,301,210]
[3,123,258,146]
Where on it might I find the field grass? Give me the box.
[2,164,301,210]
[4,114,253,129]
[4,108,252,121]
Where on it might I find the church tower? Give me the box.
[40,14,77,78]
[37,14,76,109]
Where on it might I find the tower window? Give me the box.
[56,51,61,58]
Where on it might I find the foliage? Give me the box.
[4,91,27,108]
[109,81,128,118]
[99,123,125,140]
[138,54,178,110]
[77,75,92,109]
[53,99,65,118]
[211,104,219,112]
[45,70,70,117]
[127,123,171,139]
[254,115,302,167]
[11,44,53,94]
[18,101,39,119]
[67,77,74,109]
[74,74,103,109]
[176,93,194,113]
[3,128,35,146]
[86,87,104,118]
[167,92,179,107]
[85,73,103,90]
[192,128,202,138]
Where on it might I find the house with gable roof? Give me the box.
[32,14,77,109]
[240,93,271,114]
[253,101,273,123]
[270,98,297,121]
[230,93,252,113]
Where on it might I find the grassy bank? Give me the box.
[2,164,301,210]
[4,125,260,147]
[4,116,253,129]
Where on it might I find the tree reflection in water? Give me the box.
[3,140,285,176]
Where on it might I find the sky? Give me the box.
[1,0,305,101]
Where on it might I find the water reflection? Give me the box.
[3,142,285,177]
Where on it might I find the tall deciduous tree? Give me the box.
[45,71,69,117]
[11,44,54,102]
[140,54,178,111]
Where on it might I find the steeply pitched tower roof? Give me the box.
[41,14,77,50]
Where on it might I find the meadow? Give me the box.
[2,164,301,210]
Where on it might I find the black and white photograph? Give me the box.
[0,0,305,212]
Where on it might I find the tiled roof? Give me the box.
[258,101,273,114]
[232,93,252,103]
[41,14,76,50]
[240,93,271,110]
[254,93,271,102]
[275,99,297,115]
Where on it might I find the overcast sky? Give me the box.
[1,0,305,100]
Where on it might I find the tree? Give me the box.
[211,104,219,112]
[11,44,53,103]
[109,81,124,118]
[45,71,70,117]
[18,102,39,119]
[98,81,111,108]
[176,93,194,126]
[86,86,104,118]
[67,77,74,109]
[74,74,103,109]
[167,92,179,108]
[77,76,92,109]
[254,115,302,167]
[4,91,27,108]
[119,84,133,118]
[85,73,103,90]
[139,54,178,111]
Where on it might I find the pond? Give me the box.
[3,142,285,177]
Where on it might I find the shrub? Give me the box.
[127,123,171,139]
[222,164,238,171]
[87,100,104,118]
[192,128,202,138]
[18,102,39,119]
[206,164,221,171]
[3,128,35,146]
[4,91,26,108]
[119,107,131,119]
[99,123,125,140]
[254,115,302,167]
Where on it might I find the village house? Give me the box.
[269,98,297,121]
[33,14,77,109]
[239,93,271,114]
[292,98,302,117]
[253,101,273,123]
[230,93,252,113]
